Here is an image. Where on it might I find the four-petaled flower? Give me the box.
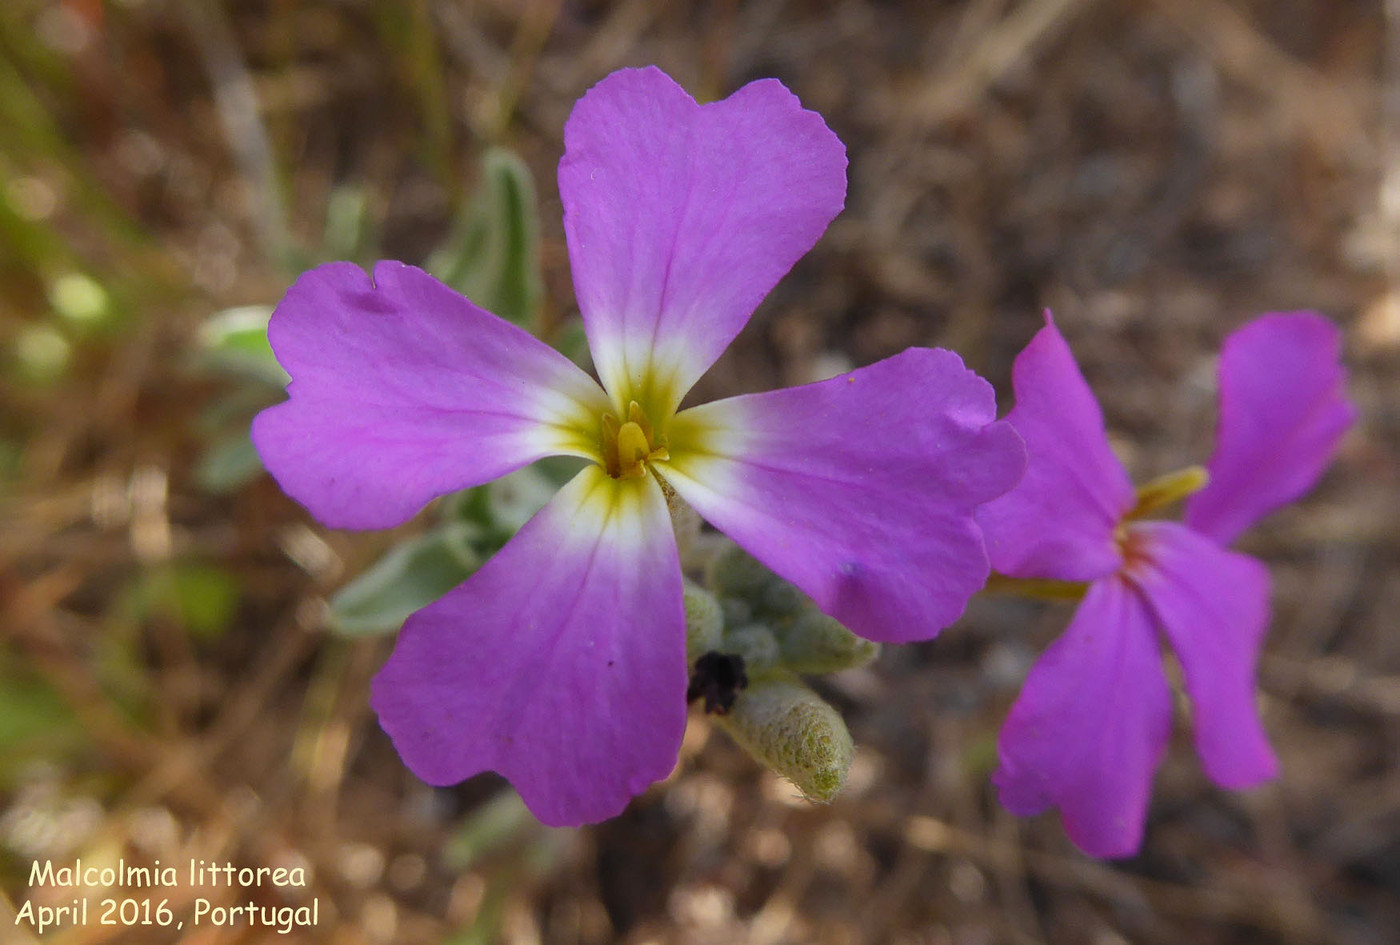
[978,311,1355,856]
[253,67,1025,826]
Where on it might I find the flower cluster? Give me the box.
[252,63,1354,847]
[979,312,1355,856]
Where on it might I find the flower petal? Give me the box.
[1127,521,1278,789]
[977,314,1134,581]
[994,577,1171,858]
[660,348,1025,644]
[559,66,847,416]
[252,262,610,529]
[1183,312,1356,545]
[369,465,687,827]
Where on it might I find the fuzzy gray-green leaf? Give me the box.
[329,522,481,636]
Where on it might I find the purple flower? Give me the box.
[252,67,1025,826]
[978,312,1356,856]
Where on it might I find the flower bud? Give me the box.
[682,581,724,660]
[758,579,804,619]
[721,597,753,628]
[717,675,854,802]
[705,544,772,599]
[722,623,780,675]
[779,610,880,674]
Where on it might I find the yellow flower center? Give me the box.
[1115,464,1211,576]
[600,401,670,479]
[986,464,1214,601]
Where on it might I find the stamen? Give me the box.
[598,402,669,480]
[628,400,654,444]
[600,413,622,479]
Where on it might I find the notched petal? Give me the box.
[1185,312,1356,544]
[560,66,847,413]
[662,347,1025,644]
[370,466,687,827]
[994,577,1172,858]
[252,261,609,530]
[977,313,1134,581]
[1127,522,1278,790]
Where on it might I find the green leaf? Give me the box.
[124,564,242,642]
[428,148,543,327]
[195,430,265,494]
[0,666,85,774]
[195,305,289,387]
[443,790,538,870]
[328,522,481,636]
[439,462,564,549]
[169,565,242,641]
[440,790,567,945]
[440,483,493,527]
[550,315,592,368]
[485,463,563,534]
[443,461,574,549]
[321,185,372,261]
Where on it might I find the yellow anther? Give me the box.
[600,414,622,478]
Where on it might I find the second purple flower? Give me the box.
[979,311,1355,857]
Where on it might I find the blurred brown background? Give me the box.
[1,1,1397,942]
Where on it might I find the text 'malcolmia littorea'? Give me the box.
[252,66,1026,826]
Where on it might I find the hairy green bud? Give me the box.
[758,579,805,619]
[705,544,772,599]
[722,623,780,675]
[721,597,753,628]
[682,581,724,660]
[779,610,880,674]
[717,675,854,802]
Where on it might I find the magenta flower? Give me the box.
[252,67,1024,826]
[978,312,1355,856]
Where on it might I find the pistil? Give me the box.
[600,401,669,479]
